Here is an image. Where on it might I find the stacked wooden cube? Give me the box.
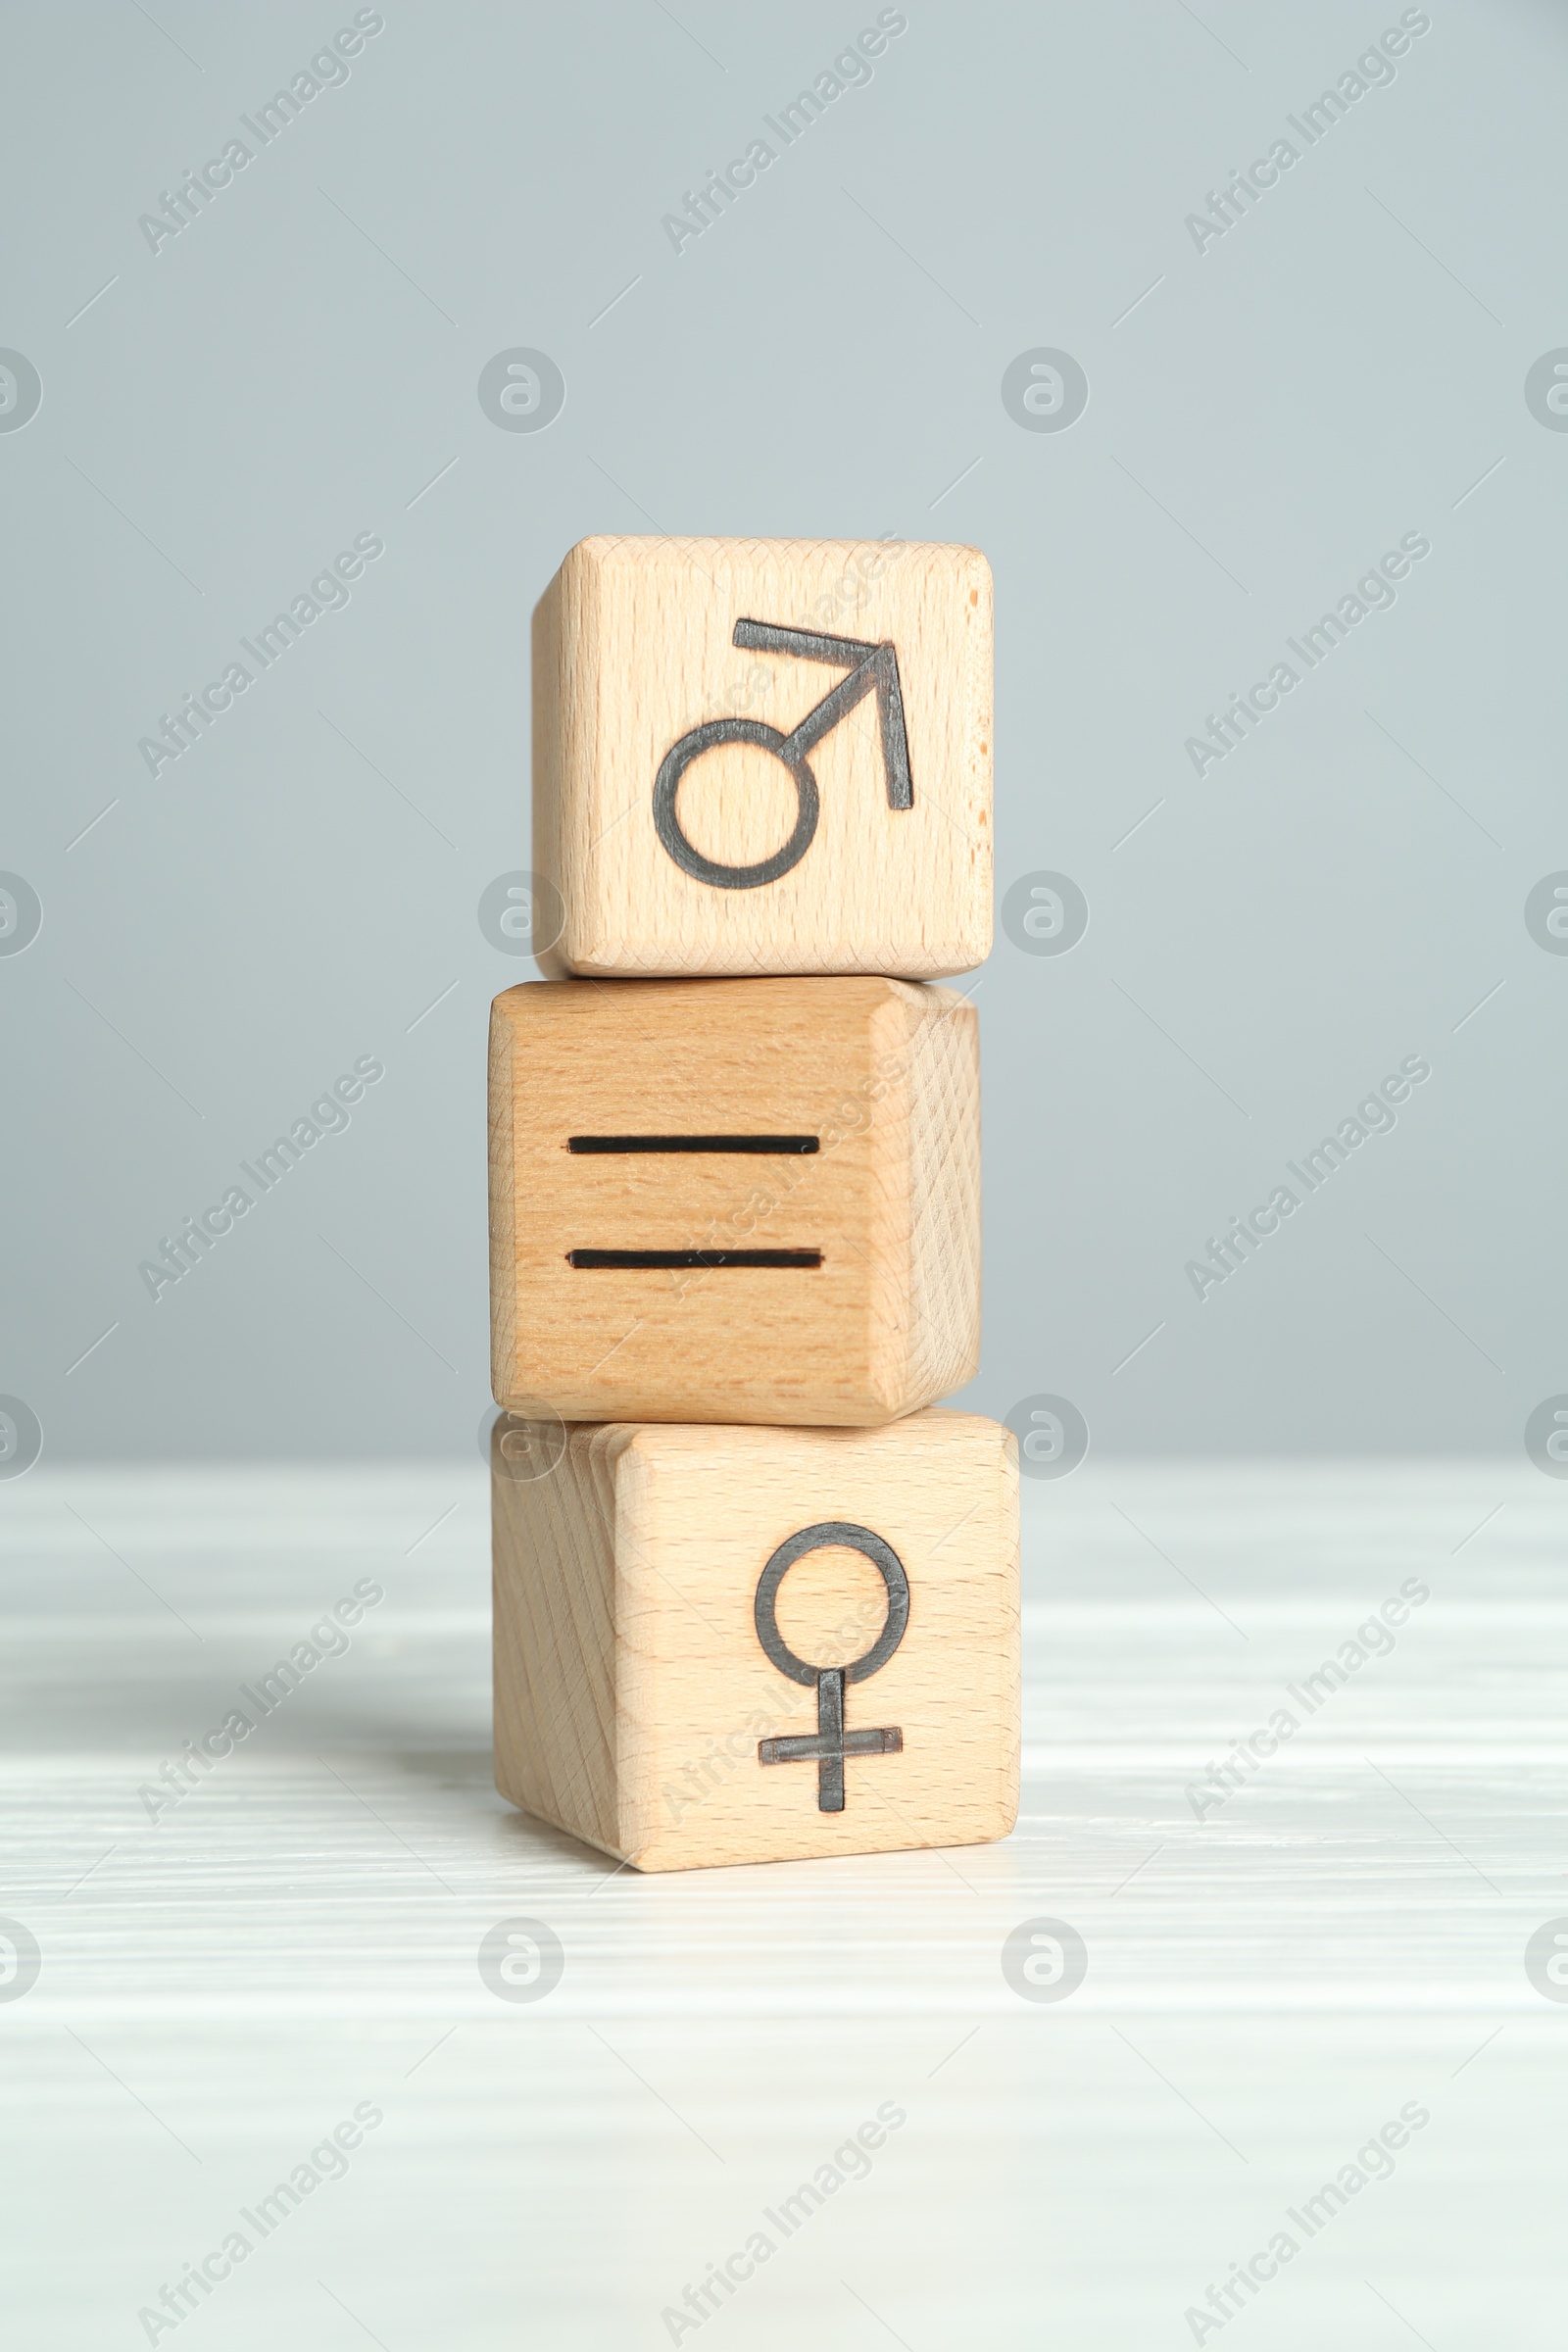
[488,537,1018,1871]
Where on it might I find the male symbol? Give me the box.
[652,620,914,891]
[754,1521,909,1812]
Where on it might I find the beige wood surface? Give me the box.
[492,1408,1019,1871]
[532,535,992,979]
[488,975,980,1425]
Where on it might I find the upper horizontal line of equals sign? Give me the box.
[566,1135,820,1154]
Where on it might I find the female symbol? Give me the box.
[753,1521,909,1813]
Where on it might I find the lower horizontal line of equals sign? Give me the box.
[565,1249,824,1270]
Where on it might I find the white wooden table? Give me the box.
[3,1462,1562,2347]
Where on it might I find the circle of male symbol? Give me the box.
[753,1522,909,1815]
[654,618,914,889]
[655,715,820,889]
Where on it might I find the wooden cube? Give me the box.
[489,975,980,1426]
[492,1409,1018,1871]
[532,535,993,979]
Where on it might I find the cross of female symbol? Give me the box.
[754,1522,909,1812]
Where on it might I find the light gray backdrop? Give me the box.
[5,0,1564,1461]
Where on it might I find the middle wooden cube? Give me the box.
[489,975,980,1426]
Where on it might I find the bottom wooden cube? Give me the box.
[492,1408,1019,1871]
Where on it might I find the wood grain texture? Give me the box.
[531,535,992,980]
[488,975,980,1425]
[491,1424,630,1857]
[491,1409,1019,1872]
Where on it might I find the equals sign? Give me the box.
[564,1135,823,1270]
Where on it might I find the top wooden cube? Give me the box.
[532,536,993,979]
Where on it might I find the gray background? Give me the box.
[4,0,1563,1461]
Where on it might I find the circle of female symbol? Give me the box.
[653,618,913,891]
[753,1522,909,1814]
